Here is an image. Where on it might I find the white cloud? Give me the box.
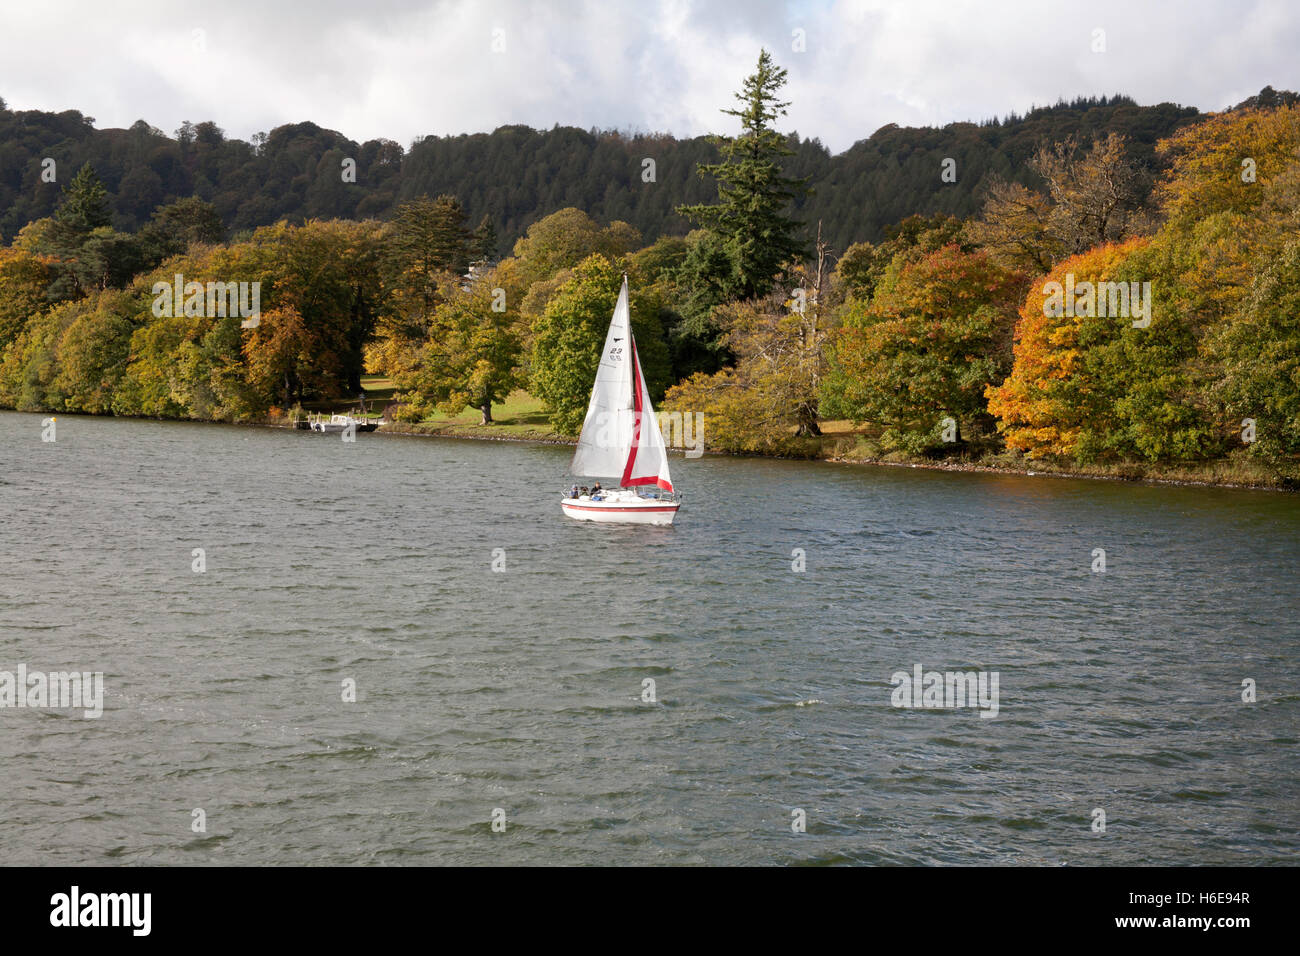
[0,0,1294,153]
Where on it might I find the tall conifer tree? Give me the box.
[678,49,809,299]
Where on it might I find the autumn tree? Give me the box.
[965,180,1063,274]
[253,219,387,401]
[124,242,266,419]
[1031,133,1149,252]
[119,222,385,418]
[1157,106,1300,224]
[662,279,829,455]
[0,299,79,410]
[970,133,1149,273]
[243,305,316,412]
[983,237,1216,463]
[12,219,60,254]
[835,215,970,300]
[822,245,1027,452]
[0,247,54,349]
[0,288,134,414]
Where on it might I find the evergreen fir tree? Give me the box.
[56,163,111,237]
[387,194,475,316]
[678,49,809,299]
[473,213,498,261]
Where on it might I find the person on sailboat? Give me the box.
[569,484,579,499]
[590,482,603,499]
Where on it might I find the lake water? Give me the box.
[1,410,1297,865]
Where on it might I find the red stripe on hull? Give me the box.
[561,503,679,513]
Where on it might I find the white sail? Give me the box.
[570,279,635,478]
[570,277,674,492]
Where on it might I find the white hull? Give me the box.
[308,413,377,433]
[561,496,680,525]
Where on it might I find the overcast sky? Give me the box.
[1,0,1295,154]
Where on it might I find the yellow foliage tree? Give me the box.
[1155,105,1300,231]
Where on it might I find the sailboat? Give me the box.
[561,276,682,525]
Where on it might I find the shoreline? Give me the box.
[5,407,1293,492]
[362,421,1296,493]
[823,453,1293,492]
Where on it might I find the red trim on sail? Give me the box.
[620,337,643,487]
[618,336,675,493]
[624,475,674,490]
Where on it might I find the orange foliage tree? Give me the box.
[986,240,1147,458]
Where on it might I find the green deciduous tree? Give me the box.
[0,300,76,410]
[511,207,642,286]
[139,196,226,264]
[530,254,669,434]
[52,291,136,414]
[1210,237,1300,474]
[113,314,194,418]
[406,262,524,424]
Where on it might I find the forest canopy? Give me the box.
[1,70,1297,484]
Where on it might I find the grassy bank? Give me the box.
[373,387,566,443]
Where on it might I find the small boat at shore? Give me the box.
[308,413,377,434]
[303,394,379,433]
[562,276,680,525]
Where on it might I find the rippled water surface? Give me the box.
[1,411,1297,865]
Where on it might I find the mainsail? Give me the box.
[570,277,674,491]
